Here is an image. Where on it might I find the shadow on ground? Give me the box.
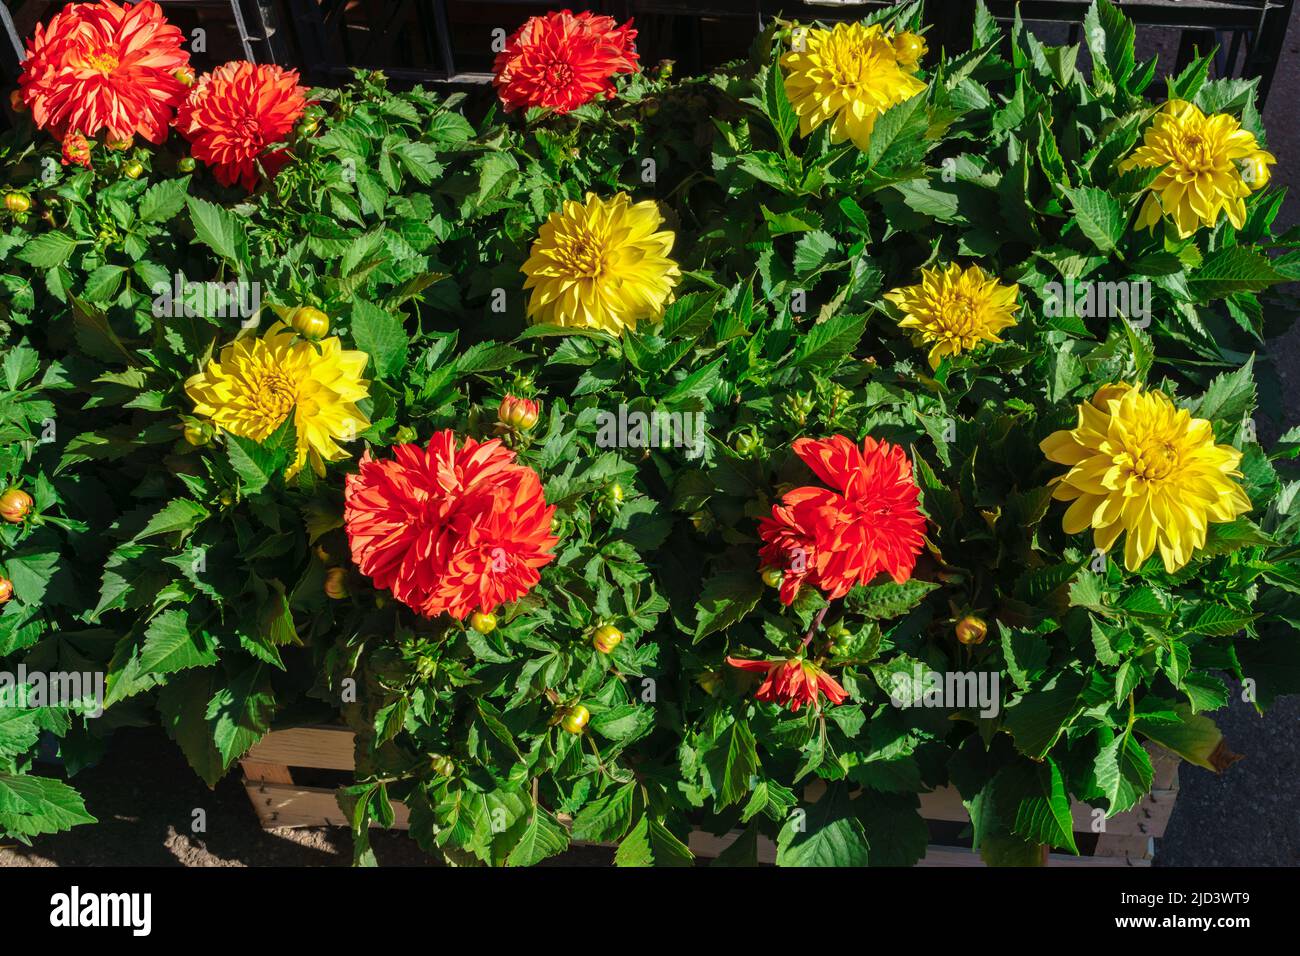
[0,727,615,867]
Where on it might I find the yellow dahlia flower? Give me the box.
[883,263,1019,368]
[1120,100,1276,238]
[186,322,370,478]
[780,23,927,151]
[1040,383,1251,573]
[522,191,680,334]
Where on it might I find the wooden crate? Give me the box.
[242,726,1180,866]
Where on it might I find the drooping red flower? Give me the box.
[174,61,309,191]
[726,657,847,712]
[759,435,926,604]
[61,132,91,168]
[493,10,639,115]
[18,0,190,144]
[344,431,559,620]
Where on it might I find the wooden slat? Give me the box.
[917,783,1177,839]
[243,727,1175,863]
[1093,833,1157,859]
[246,726,356,771]
[243,782,412,830]
[240,759,293,786]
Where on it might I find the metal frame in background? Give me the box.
[963,0,1294,105]
[282,0,615,87]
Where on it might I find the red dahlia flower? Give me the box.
[18,0,190,144]
[344,431,559,620]
[726,657,847,712]
[759,435,926,604]
[61,132,92,167]
[493,10,639,114]
[174,61,309,191]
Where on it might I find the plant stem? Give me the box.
[801,604,830,649]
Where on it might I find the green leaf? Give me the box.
[1135,703,1232,772]
[868,93,928,171]
[226,433,279,494]
[505,808,569,867]
[693,570,764,642]
[1189,247,1284,301]
[764,61,798,146]
[454,341,531,376]
[139,177,190,223]
[139,609,218,675]
[158,669,225,786]
[792,230,837,275]
[661,290,721,339]
[570,783,638,843]
[855,793,929,867]
[1065,186,1124,254]
[844,578,939,620]
[351,299,409,380]
[1003,670,1087,758]
[998,758,1078,853]
[1001,626,1050,690]
[16,232,78,269]
[0,773,95,838]
[1094,731,1154,814]
[186,196,248,264]
[133,499,209,543]
[0,701,42,761]
[81,264,125,303]
[204,664,275,768]
[1187,603,1258,637]
[776,784,871,866]
[702,719,759,808]
[614,815,694,867]
[1194,355,1256,427]
[792,312,867,368]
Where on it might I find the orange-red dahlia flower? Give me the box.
[344,431,559,620]
[174,61,309,191]
[61,132,91,167]
[18,0,190,144]
[759,435,926,604]
[493,10,639,114]
[726,657,847,712]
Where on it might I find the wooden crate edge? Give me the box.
[243,726,1174,863]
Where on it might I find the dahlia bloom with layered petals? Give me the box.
[185,322,369,478]
[18,0,191,144]
[726,657,848,712]
[522,192,679,333]
[174,61,309,191]
[759,435,926,603]
[780,22,926,151]
[1120,100,1276,238]
[884,263,1020,369]
[493,10,639,114]
[344,432,559,620]
[1040,383,1251,573]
